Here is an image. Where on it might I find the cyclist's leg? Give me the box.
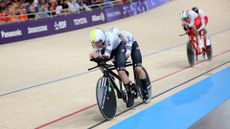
[115,42,134,107]
[203,16,211,46]
[131,41,151,101]
[114,44,129,84]
[131,41,145,78]
[192,26,203,52]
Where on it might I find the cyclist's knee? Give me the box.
[134,66,146,79]
[134,66,143,74]
[203,28,207,34]
[117,68,128,77]
[118,69,130,84]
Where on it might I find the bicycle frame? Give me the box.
[186,28,207,56]
[89,62,133,98]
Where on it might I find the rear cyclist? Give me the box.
[110,27,152,103]
[89,28,135,107]
[180,10,204,53]
[191,7,211,48]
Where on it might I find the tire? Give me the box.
[206,45,212,60]
[96,77,116,120]
[134,67,152,103]
[187,41,195,67]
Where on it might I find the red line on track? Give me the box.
[35,104,97,129]
[152,49,230,83]
[35,49,229,129]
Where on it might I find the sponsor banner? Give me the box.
[91,9,106,24]
[28,25,48,34]
[69,10,106,30]
[0,0,169,45]
[144,0,169,10]
[25,19,53,39]
[105,5,124,22]
[0,23,26,43]
[122,0,147,17]
[51,16,70,33]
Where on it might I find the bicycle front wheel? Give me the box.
[96,77,117,120]
[187,41,195,67]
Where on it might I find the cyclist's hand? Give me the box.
[90,51,99,59]
[181,20,187,27]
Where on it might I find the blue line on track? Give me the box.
[110,67,230,129]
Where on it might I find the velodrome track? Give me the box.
[0,0,229,129]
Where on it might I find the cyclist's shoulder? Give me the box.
[121,30,133,38]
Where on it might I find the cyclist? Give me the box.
[180,10,204,53]
[109,27,151,103]
[89,28,135,107]
[192,7,211,47]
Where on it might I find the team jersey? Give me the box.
[120,30,135,56]
[187,10,198,28]
[196,9,206,31]
[103,31,121,58]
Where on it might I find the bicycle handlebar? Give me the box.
[179,33,187,37]
[88,61,132,71]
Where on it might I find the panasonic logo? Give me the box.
[1,29,22,38]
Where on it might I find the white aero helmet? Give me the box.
[180,11,188,20]
[90,28,105,44]
[109,27,120,36]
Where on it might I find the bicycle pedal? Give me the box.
[142,91,150,104]
[117,92,122,98]
[133,91,138,98]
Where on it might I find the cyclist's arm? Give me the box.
[121,31,133,57]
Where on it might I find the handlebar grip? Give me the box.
[88,65,99,71]
[179,33,187,37]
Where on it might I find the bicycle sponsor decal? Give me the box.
[1,29,22,38]
[97,77,107,109]
[27,25,48,34]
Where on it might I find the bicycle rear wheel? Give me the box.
[96,77,117,120]
[206,45,212,60]
[134,67,152,103]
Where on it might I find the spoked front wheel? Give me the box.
[96,77,116,120]
[134,67,152,103]
[187,41,195,67]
